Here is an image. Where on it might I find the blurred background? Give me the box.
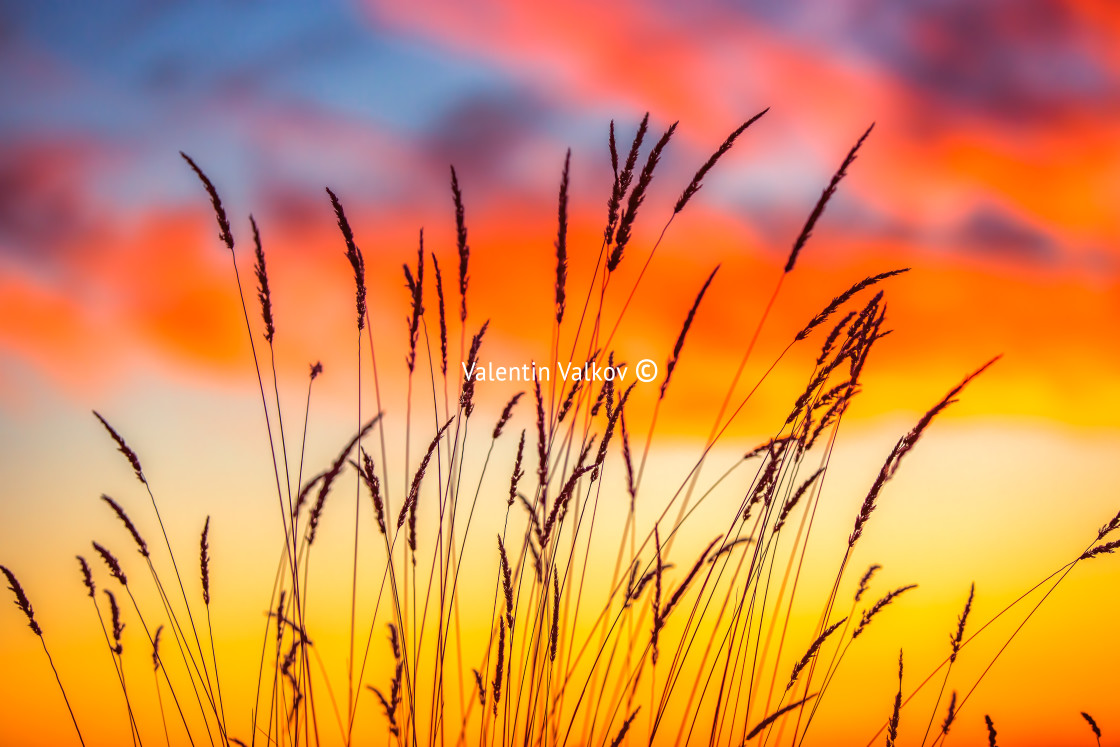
[1,0,1118,744]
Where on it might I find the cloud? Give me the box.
[0,140,103,262]
[418,89,551,183]
[733,0,1119,123]
[953,205,1056,264]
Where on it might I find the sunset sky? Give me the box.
[1,1,1118,745]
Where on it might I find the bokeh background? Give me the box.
[1,0,1118,744]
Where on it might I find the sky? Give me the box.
[1,0,1118,745]
[2,0,1119,421]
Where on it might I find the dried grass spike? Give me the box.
[180,152,233,251]
[326,187,367,331]
[473,669,486,705]
[92,542,127,586]
[387,622,400,660]
[591,383,634,482]
[555,149,570,323]
[359,448,385,535]
[806,387,854,451]
[93,411,146,485]
[497,536,514,631]
[775,467,824,531]
[403,233,425,373]
[610,708,641,747]
[1081,712,1101,742]
[76,556,95,598]
[308,415,381,544]
[200,516,211,606]
[590,352,615,418]
[519,492,544,546]
[619,115,648,192]
[709,537,753,564]
[674,108,768,214]
[459,321,489,417]
[527,540,543,583]
[250,215,275,344]
[940,691,957,736]
[1081,540,1120,560]
[432,252,448,376]
[608,120,619,179]
[152,624,163,671]
[492,619,506,714]
[851,586,913,640]
[620,407,636,509]
[855,564,882,602]
[1,565,41,636]
[398,417,455,546]
[104,589,124,654]
[275,591,286,645]
[744,694,818,741]
[787,617,846,690]
[1096,509,1120,541]
[609,121,678,271]
[651,526,664,664]
[849,357,999,548]
[541,462,594,546]
[101,495,148,557]
[369,623,403,735]
[784,124,874,274]
[744,439,788,520]
[557,376,581,424]
[816,310,857,368]
[605,114,649,245]
[493,392,524,440]
[451,165,470,322]
[852,584,918,639]
[949,582,974,663]
[661,536,721,620]
[743,437,790,461]
[294,470,327,519]
[796,268,908,341]
[508,431,526,507]
[887,650,903,747]
[535,374,548,487]
[550,572,560,662]
[661,265,718,400]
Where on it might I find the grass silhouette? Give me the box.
[2,115,1116,746]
